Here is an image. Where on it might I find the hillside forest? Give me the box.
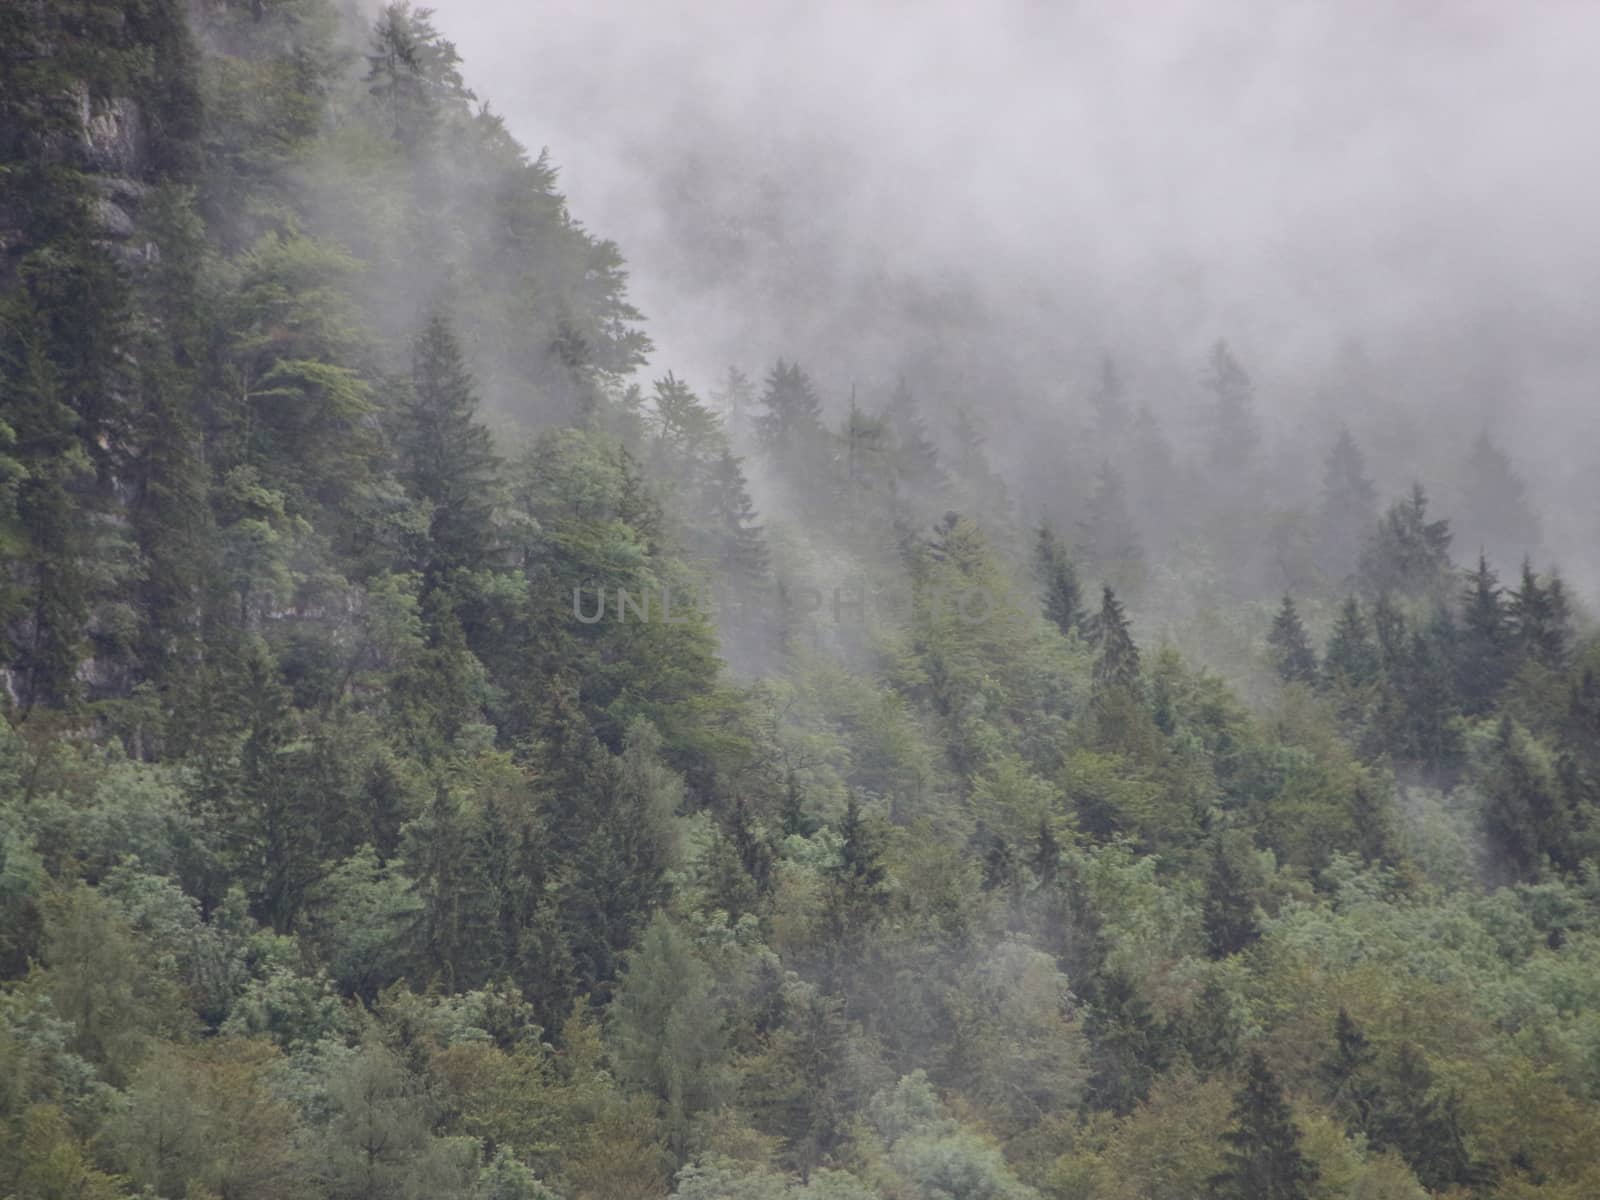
[2,4,1600,1199]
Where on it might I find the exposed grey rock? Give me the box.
[91,197,137,240]
[73,84,145,174]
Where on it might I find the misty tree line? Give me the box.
[1,3,1598,1200]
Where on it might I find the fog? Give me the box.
[432,0,1600,595]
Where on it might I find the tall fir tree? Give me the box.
[1203,837,1260,959]
[1088,353,1130,445]
[1202,340,1260,475]
[365,2,475,150]
[1087,585,1140,693]
[1322,596,1379,690]
[884,376,944,497]
[1267,595,1319,685]
[1211,1051,1318,1200]
[1359,484,1453,600]
[1318,1008,1379,1137]
[1457,554,1512,715]
[1083,967,1170,1114]
[754,358,824,458]
[1317,428,1377,586]
[698,448,768,589]
[1078,462,1142,583]
[709,364,756,449]
[1033,522,1083,638]
[1479,715,1571,882]
[1369,1044,1479,1192]
[1509,559,1572,673]
[1458,430,1539,571]
[397,313,500,582]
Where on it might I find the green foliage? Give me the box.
[1268,595,1319,686]
[1211,1050,1318,1200]
[3,3,1598,1196]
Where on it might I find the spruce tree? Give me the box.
[709,364,756,448]
[884,376,944,496]
[1369,1044,1478,1192]
[1202,340,1260,474]
[1318,1008,1378,1136]
[1480,715,1569,882]
[754,358,824,458]
[1203,837,1260,959]
[948,405,1010,521]
[1084,967,1169,1114]
[822,794,889,990]
[1211,1050,1318,1200]
[1089,353,1130,445]
[839,395,891,525]
[1322,596,1379,690]
[1178,978,1241,1075]
[1268,594,1319,685]
[1088,585,1140,692]
[1033,522,1083,637]
[699,448,768,588]
[1317,428,1377,585]
[397,313,500,580]
[1510,559,1572,672]
[1457,554,1512,714]
[649,372,723,465]
[1459,431,1539,570]
[1078,462,1142,580]
[1359,484,1453,599]
[365,2,475,149]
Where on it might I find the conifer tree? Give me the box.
[1267,595,1318,685]
[366,2,475,149]
[1078,462,1142,582]
[1032,522,1083,637]
[839,394,891,523]
[824,794,889,964]
[1202,340,1260,474]
[1322,596,1379,690]
[1177,978,1241,1075]
[1087,585,1140,693]
[649,372,723,467]
[1130,405,1175,490]
[755,358,824,458]
[884,377,944,496]
[1459,431,1540,570]
[948,405,1010,521]
[1083,967,1169,1114]
[1457,554,1512,714]
[1317,428,1377,585]
[1359,484,1453,599]
[1387,617,1464,778]
[1211,1050,1318,1200]
[1319,1008,1378,1137]
[709,365,756,448]
[1509,559,1572,672]
[1089,354,1130,445]
[1480,715,1570,882]
[397,313,500,580]
[1127,404,1180,544]
[1,329,94,710]
[1369,1044,1478,1192]
[699,448,768,588]
[1203,837,1260,959]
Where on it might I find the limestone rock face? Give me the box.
[73,83,147,175]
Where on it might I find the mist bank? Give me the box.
[437,0,1600,595]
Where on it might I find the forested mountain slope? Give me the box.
[2,4,1599,1199]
